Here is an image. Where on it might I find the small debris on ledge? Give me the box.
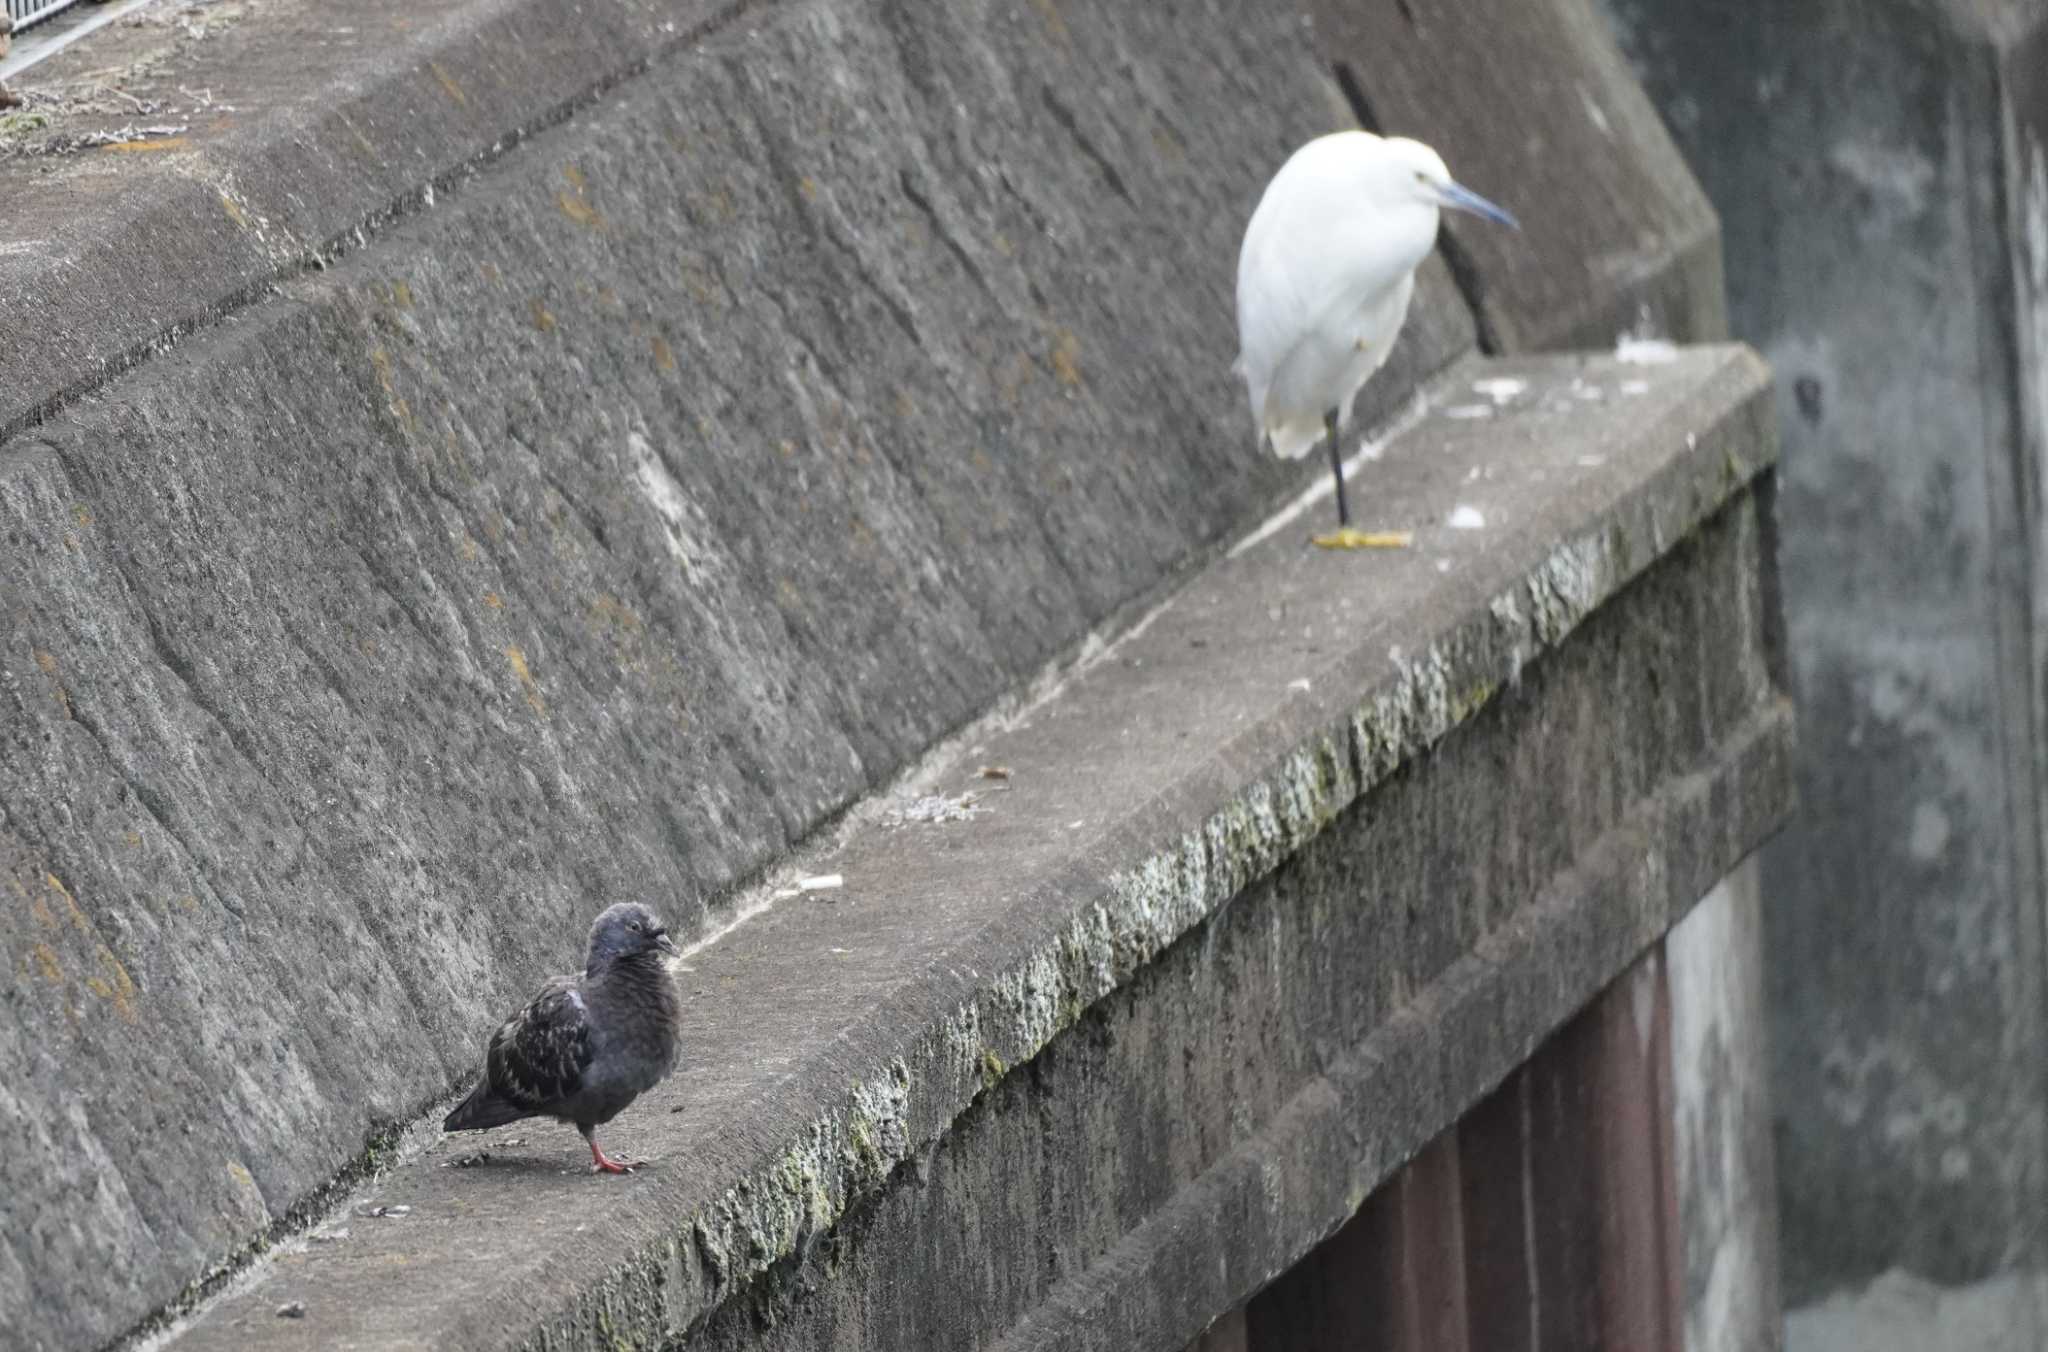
[775,872,847,899]
[0,0,250,160]
[275,1302,306,1319]
[1471,376,1527,404]
[1615,335,1679,364]
[886,791,983,827]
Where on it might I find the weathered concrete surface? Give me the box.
[150,346,1791,1350]
[1787,1269,2048,1352]
[0,5,1486,1347]
[0,0,1765,1346]
[0,0,721,440]
[0,0,1484,443]
[1309,0,1726,350]
[1600,0,2048,1334]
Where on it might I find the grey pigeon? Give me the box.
[444,902,682,1173]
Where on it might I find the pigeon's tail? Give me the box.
[443,1080,529,1133]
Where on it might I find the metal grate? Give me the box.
[7,0,89,36]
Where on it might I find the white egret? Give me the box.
[1235,132,1518,549]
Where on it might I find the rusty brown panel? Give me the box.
[1389,1135,1472,1352]
[1244,1132,1470,1352]
[1534,948,1685,1352]
[1246,1180,1387,1350]
[1458,1067,1537,1352]
[1540,946,1687,1343]
[1458,946,1686,1352]
[1523,1024,1605,1352]
[1248,948,1688,1352]
[1575,948,1684,1351]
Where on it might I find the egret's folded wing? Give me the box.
[1239,192,1411,406]
[1235,224,1318,420]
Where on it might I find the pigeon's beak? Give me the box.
[656,933,681,958]
[1437,180,1520,231]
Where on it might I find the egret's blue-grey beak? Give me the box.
[1438,181,1520,231]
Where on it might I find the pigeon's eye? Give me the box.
[1414,170,1427,183]
[629,920,644,933]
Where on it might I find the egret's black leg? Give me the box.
[1324,409,1350,527]
[1309,406,1410,550]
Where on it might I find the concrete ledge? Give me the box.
[3,7,1478,1343]
[154,345,1789,1349]
[0,0,739,440]
[0,1,1763,1345]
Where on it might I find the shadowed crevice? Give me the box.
[1331,59,1504,355]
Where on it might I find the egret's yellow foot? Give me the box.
[1311,528,1413,550]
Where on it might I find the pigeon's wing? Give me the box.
[485,976,594,1113]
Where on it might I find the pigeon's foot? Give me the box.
[1312,527,1413,550]
[587,1138,636,1175]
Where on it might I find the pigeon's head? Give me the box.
[586,902,680,968]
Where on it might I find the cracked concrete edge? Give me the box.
[992,701,1798,1352]
[0,0,1721,447]
[111,1104,460,1352]
[518,350,1779,1349]
[0,0,758,440]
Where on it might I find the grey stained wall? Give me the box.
[3,7,1435,1345]
[1599,0,2048,1338]
[0,0,1759,1346]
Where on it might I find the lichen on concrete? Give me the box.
[520,367,1778,1349]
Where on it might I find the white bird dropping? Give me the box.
[1234,132,1517,549]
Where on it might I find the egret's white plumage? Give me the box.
[1238,133,1435,459]
[1234,131,1516,544]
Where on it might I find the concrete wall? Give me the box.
[655,372,1787,1352]
[6,6,1447,1345]
[1599,0,2048,1344]
[0,0,1772,1346]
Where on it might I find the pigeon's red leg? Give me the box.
[586,1135,633,1174]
